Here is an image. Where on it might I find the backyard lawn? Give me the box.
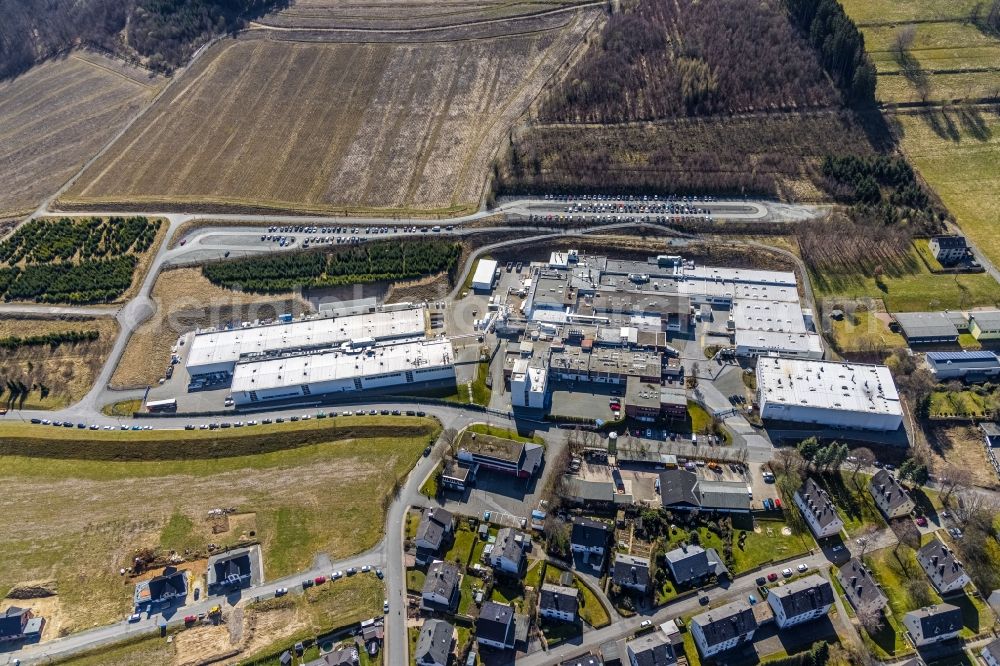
[459,571,480,615]
[929,389,995,419]
[406,569,426,594]
[814,472,887,536]
[444,525,478,566]
[732,519,813,573]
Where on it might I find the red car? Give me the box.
[314,576,327,585]
[773,498,782,509]
[184,615,197,624]
[767,572,778,582]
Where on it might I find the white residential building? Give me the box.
[539,584,578,623]
[488,528,527,575]
[917,538,971,595]
[868,469,915,520]
[794,478,844,539]
[904,604,962,647]
[756,357,903,431]
[690,600,757,658]
[767,574,834,628]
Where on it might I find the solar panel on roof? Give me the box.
[927,351,998,361]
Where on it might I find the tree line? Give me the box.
[821,155,928,209]
[0,330,100,351]
[783,0,877,106]
[202,240,462,293]
[0,0,288,79]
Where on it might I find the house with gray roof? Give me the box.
[836,558,888,614]
[624,631,677,665]
[794,478,844,539]
[476,601,516,650]
[415,508,453,563]
[0,607,34,644]
[894,312,960,345]
[663,544,728,586]
[658,469,750,514]
[306,646,358,666]
[868,469,915,520]
[766,574,834,628]
[690,600,757,658]
[415,618,453,666]
[421,560,461,612]
[917,537,971,595]
[134,568,187,609]
[488,528,528,575]
[571,517,612,565]
[539,583,579,623]
[903,604,962,647]
[612,553,651,593]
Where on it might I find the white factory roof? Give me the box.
[733,301,807,333]
[472,259,498,287]
[684,265,797,286]
[674,280,801,303]
[736,330,823,355]
[230,339,454,392]
[757,357,901,416]
[187,309,426,370]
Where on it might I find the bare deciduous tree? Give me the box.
[851,447,876,480]
[857,603,885,635]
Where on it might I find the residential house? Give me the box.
[207,548,253,594]
[929,236,968,265]
[836,558,888,614]
[794,478,844,539]
[624,631,678,665]
[571,517,611,566]
[0,607,34,644]
[415,618,454,666]
[305,646,359,666]
[663,544,727,586]
[134,568,187,609]
[441,462,475,493]
[690,600,758,658]
[868,469,915,520]
[539,583,579,623]
[981,638,1000,666]
[415,508,453,563]
[658,468,750,514]
[917,538,971,595]
[476,601,516,650]
[903,604,962,647]
[766,574,834,629]
[489,528,528,575]
[612,554,651,594]
[421,560,461,613]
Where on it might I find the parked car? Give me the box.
[755,576,767,586]
[383,599,389,613]
[767,572,778,582]
[274,587,288,597]
[748,594,757,605]
[698,595,710,605]
[184,615,198,624]
[375,569,384,579]
[781,568,793,578]
[314,576,326,585]
[361,565,371,573]
[346,567,357,576]
[639,620,651,629]
[797,563,809,573]
[915,516,928,527]
[128,613,142,623]
[302,579,314,589]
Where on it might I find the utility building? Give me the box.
[472,259,498,292]
[756,357,902,432]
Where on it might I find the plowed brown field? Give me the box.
[62,9,599,216]
[0,52,162,220]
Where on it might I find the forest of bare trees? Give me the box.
[540,0,838,122]
[0,0,287,79]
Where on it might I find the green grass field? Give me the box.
[733,520,814,573]
[443,524,478,566]
[814,472,887,536]
[894,110,1000,269]
[839,0,981,23]
[929,388,994,418]
[811,245,1000,312]
[829,310,908,353]
[0,417,435,634]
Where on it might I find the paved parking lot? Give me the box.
[548,380,621,421]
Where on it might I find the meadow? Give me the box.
[0,416,435,633]
[892,109,1000,268]
[62,10,599,216]
[0,52,161,220]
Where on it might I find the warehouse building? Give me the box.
[756,357,902,432]
[893,312,960,345]
[186,308,427,377]
[472,259,499,292]
[926,351,1000,382]
[734,330,824,360]
[229,339,455,405]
